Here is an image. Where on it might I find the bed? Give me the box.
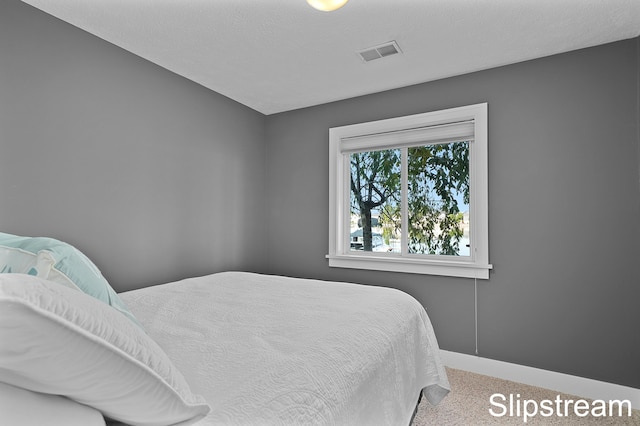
[0,232,450,425]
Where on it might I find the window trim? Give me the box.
[327,103,492,279]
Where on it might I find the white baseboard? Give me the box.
[440,350,640,408]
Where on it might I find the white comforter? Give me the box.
[120,272,449,425]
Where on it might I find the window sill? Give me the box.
[326,254,492,279]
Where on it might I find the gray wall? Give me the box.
[265,38,640,388]
[0,0,268,291]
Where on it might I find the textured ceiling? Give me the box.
[20,0,640,115]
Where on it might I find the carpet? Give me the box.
[413,368,640,425]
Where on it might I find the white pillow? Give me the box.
[0,274,210,426]
[0,246,56,279]
[0,381,106,426]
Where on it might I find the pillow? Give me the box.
[0,232,140,327]
[0,381,106,426]
[0,245,56,277]
[0,274,211,426]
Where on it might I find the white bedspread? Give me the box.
[120,272,449,425]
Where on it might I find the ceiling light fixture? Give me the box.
[307,0,349,12]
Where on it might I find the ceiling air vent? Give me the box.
[357,41,402,62]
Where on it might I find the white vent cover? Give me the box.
[357,41,402,62]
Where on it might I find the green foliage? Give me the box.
[350,142,469,255]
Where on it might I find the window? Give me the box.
[328,103,491,279]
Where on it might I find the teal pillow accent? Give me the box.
[0,232,142,328]
[0,246,58,279]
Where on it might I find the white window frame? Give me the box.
[327,103,492,279]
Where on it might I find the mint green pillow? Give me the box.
[0,232,142,328]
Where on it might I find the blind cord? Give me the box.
[474,277,479,356]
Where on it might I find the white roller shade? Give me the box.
[339,120,474,153]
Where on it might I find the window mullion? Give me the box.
[401,147,408,256]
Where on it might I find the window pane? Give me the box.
[407,142,470,256]
[349,149,401,253]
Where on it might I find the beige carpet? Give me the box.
[413,368,640,425]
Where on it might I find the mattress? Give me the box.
[120,272,450,425]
